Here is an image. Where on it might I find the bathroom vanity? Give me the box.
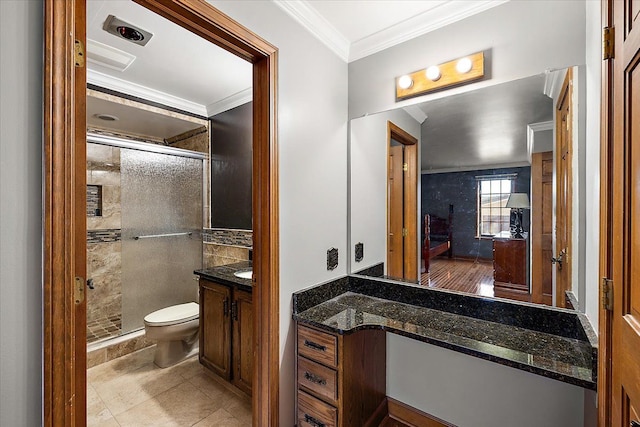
[293,275,597,426]
[195,261,253,396]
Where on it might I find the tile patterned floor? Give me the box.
[87,346,252,426]
[87,315,122,344]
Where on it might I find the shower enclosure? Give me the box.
[86,134,203,343]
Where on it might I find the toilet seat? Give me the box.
[144,302,199,327]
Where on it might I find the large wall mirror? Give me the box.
[349,66,584,310]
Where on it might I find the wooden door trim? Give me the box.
[599,1,613,425]
[43,0,86,424]
[43,0,280,425]
[386,121,418,281]
[555,68,573,308]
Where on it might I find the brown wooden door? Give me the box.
[388,144,404,279]
[555,70,573,308]
[531,151,553,305]
[200,280,232,379]
[233,289,253,396]
[610,1,640,425]
[387,122,418,281]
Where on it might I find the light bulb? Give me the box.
[398,75,413,89]
[425,66,441,81]
[456,57,473,74]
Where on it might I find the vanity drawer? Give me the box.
[298,325,338,368]
[298,390,337,427]
[298,356,338,402]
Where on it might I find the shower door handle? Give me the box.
[223,298,229,317]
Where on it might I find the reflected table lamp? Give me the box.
[506,193,530,238]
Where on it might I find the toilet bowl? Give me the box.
[143,302,199,368]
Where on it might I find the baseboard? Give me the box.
[386,397,457,427]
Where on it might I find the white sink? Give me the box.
[234,270,253,280]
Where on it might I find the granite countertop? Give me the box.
[194,261,253,292]
[293,275,597,390]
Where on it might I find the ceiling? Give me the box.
[417,74,553,172]
[85,0,509,125]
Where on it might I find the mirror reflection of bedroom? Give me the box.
[378,69,575,306]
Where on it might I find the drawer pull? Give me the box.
[303,340,326,351]
[304,414,326,427]
[303,371,327,385]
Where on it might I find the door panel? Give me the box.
[611,1,640,425]
[388,144,404,278]
[532,151,553,305]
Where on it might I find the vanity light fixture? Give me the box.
[395,51,485,100]
[398,75,413,89]
[425,65,441,81]
[456,57,473,74]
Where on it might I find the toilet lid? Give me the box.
[144,302,199,326]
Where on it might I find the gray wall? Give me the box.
[0,1,43,426]
[349,0,586,119]
[209,3,348,425]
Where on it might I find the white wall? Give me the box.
[584,0,602,330]
[388,334,585,427]
[349,0,586,119]
[348,1,594,425]
[350,110,421,272]
[207,2,348,425]
[0,1,43,426]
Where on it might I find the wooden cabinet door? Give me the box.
[232,289,253,395]
[493,239,526,285]
[200,280,231,380]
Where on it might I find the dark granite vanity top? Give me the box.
[194,261,253,292]
[293,275,597,390]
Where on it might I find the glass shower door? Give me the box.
[120,148,203,334]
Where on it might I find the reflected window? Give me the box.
[476,177,514,237]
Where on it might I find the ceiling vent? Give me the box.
[103,15,153,46]
[87,39,136,72]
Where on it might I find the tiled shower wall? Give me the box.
[86,144,122,325]
[202,228,252,267]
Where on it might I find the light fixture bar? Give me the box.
[395,51,485,101]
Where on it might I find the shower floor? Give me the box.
[87,315,122,344]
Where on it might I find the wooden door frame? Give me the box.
[43,0,280,425]
[599,0,613,425]
[386,121,418,281]
[555,69,573,308]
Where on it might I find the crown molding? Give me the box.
[349,0,509,62]
[87,69,208,116]
[403,105,428,124]
[527,120,554,160]
[272,0,509,63]
[206,87,252,117]
[544,68,568,100]
[421,160,530,175]
[272,0,350,61]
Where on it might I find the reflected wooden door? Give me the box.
[610,0,640,424]
[531,151,553,305]
[388,144,404,279]
[555,70,573,308]
[386,122,418,281]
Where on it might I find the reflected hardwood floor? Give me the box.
[87,346,251,426]
[421,257,495,297]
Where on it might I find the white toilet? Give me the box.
[143,302,199,368]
